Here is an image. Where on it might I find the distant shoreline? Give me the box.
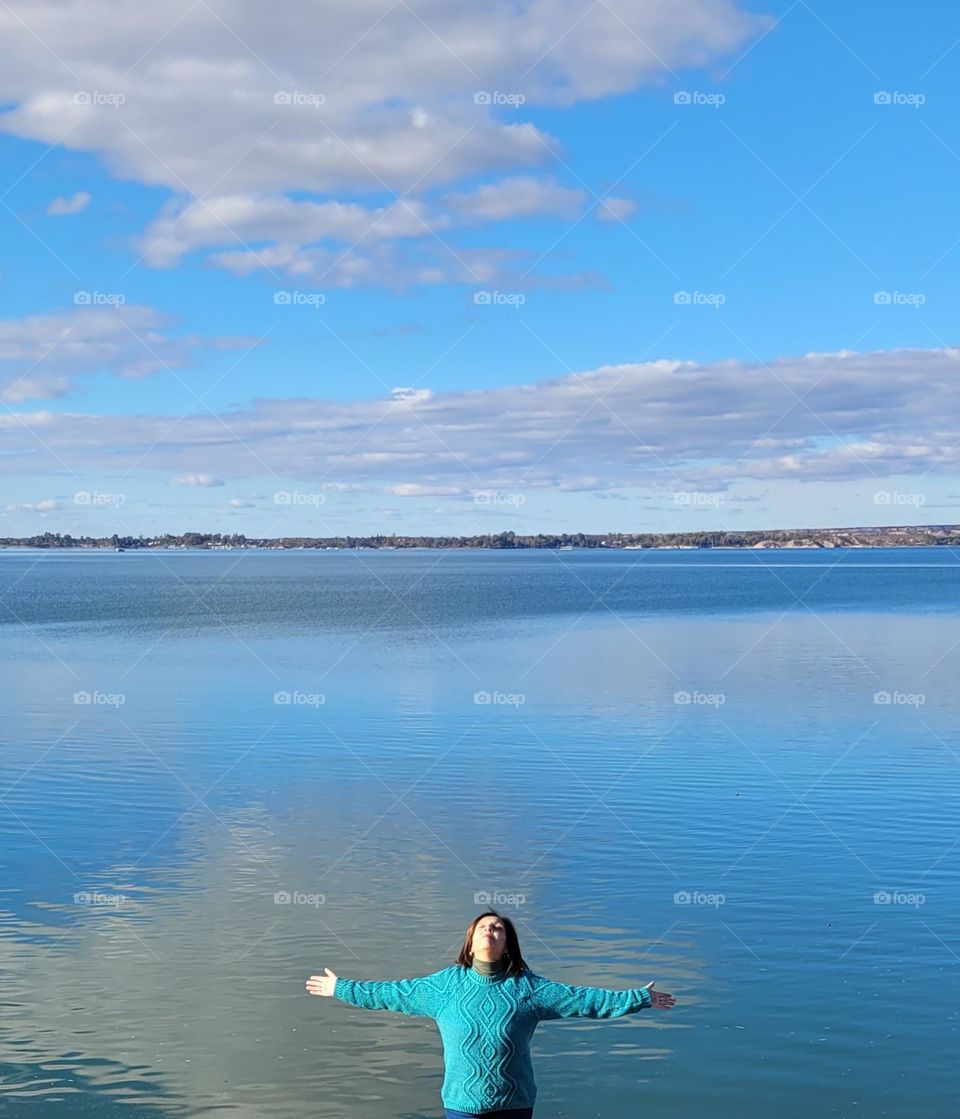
[3,526,960,551]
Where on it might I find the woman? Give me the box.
[306,909,677,1118]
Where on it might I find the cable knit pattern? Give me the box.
[333,965,652,1112]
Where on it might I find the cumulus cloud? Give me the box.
[443,176,586,221]
[135,178,618,285]
[596,197,637,221]
[385,483,470,496]
[0,305,257,403]
[2,345,959,496]
[390,386,434,404]
[208,240,604,292]
[0,0,768,288]
[139,195,445,269]
[0,1,765,188]
[46,190,91,215]
[5,499,59,512]
[172,474,225,487]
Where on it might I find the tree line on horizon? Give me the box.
[2,527,959,550]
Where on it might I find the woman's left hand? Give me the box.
[643,981,676,1009]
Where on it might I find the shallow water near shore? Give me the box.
[1,547,958,1118]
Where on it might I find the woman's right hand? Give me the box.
[306,968,338,997]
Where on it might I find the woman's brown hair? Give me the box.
[455,910,529,977]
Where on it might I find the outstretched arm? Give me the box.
[306,966,445,1017]
[528,974,675,1020]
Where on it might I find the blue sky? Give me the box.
[2,0,960,537]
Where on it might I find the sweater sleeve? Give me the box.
[527,973,653,1020]
[332,970,447,1017]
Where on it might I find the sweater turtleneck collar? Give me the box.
[471,953,508,977]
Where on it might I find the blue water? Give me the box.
[1,547,958,1118]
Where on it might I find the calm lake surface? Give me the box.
[1,547,958,1119]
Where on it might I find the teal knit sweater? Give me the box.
[333,964,653,1112]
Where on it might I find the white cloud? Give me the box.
[0,1,765,189]
[5,498,59,512]
[2,344,959,496]
[46,190,91,215]
[385,483,470,496]
[0,305,257,402]
[139,195,445,269]
[390,386,434,404]
[172,474,225,487]
[0,0,768,287]
[207,240,600,291]
[596,196,637,222]
[443,176,586,221]
[137,177,594,279]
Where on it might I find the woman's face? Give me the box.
[471,915,507,960]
